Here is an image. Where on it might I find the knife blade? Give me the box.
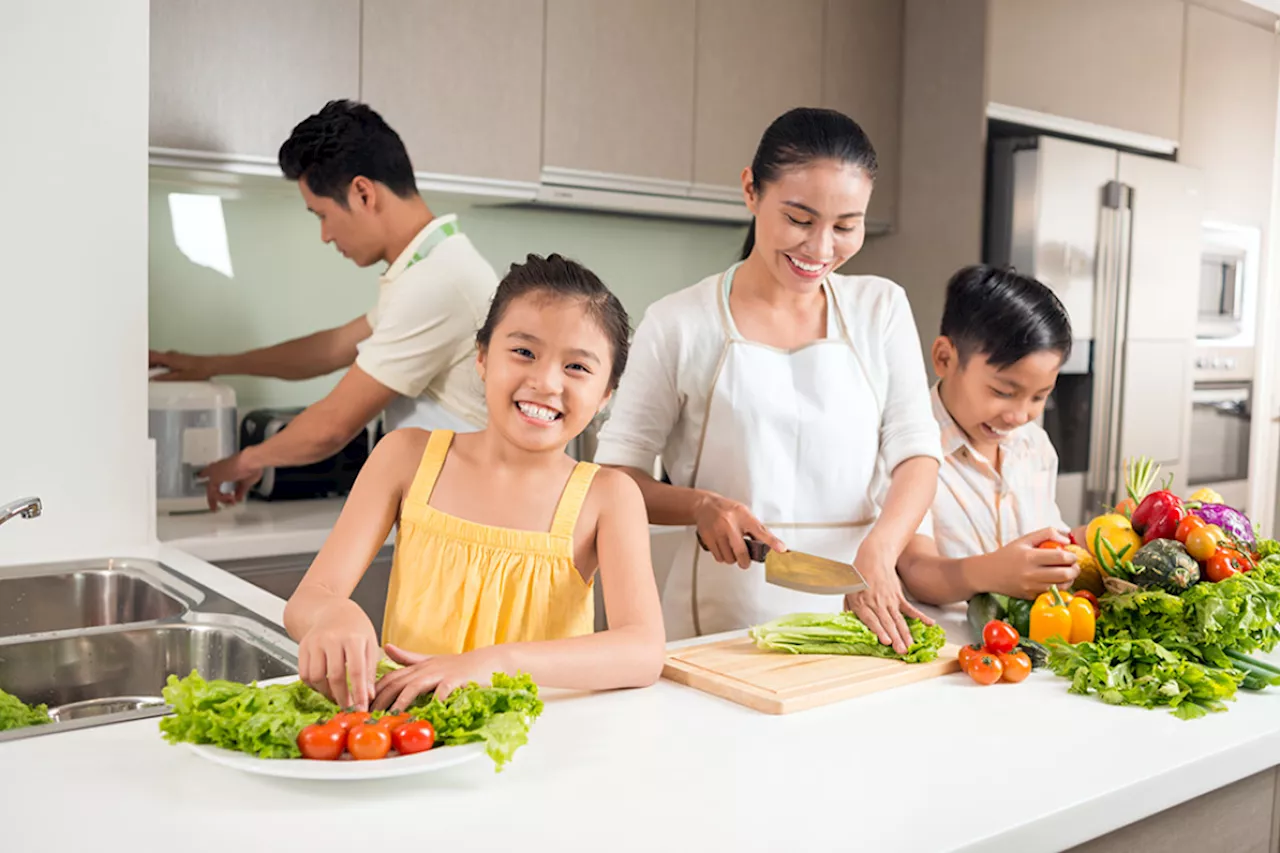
[696,535,867,595]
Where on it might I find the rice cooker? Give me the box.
[149,381,237,514]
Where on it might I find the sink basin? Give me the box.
[0,566,188,637]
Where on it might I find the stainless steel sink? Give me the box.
[0,558,298,742]
[0,564,189,637]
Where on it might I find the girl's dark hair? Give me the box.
[278,99,417,205]
[740,107,879,260]
[940,265,1073,369]
[476,254,631,390]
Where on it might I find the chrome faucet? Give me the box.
[0,496,42,529]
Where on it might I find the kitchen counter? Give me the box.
[156,497,380,562]
[5,549,1280,852]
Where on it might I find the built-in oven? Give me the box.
[1188,347,1253,511]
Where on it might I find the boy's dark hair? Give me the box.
[741,107,878,260]
[941,265,1073,368]
[278,100,417,206]
[477,254,631,391]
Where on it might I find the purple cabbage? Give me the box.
[1190,503,1255,547]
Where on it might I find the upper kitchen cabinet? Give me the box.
[986,0,1184,142]
[1180,4,1279,227]
[361,0,545,185]
[822,0,904,231]
[543,0,697,188]
[693,0,825,195]
[150,0,360,157]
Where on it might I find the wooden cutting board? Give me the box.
[662,636,963,714]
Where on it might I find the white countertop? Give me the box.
[156,497,380,562]
[5,547,1280,852]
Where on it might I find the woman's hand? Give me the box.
[371,643,507,712]
[844,535,933,654]
[692,491,785,569]
[296,599,381,710]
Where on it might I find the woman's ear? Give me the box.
[931,336,957,377]
[741,167,758,215]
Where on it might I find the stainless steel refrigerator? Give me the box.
[986,135,1203,527]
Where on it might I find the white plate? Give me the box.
[186,741,488,780]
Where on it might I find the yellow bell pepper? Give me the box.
[1067,596,1096,643]
[1030,586,1074,643]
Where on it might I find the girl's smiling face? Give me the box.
[477,293,614,453]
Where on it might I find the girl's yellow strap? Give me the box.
[404,430,455,507]
[549,463,600,539]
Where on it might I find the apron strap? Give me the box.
[549,462,601,539]
[404,429,455,508]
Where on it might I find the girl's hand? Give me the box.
[296,599,380,710]
[692,491,785,569]
[371,643,507,712]
[844,536,933,654]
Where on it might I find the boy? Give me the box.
[899,265,1082,605]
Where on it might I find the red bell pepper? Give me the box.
[1131,489,1183,538]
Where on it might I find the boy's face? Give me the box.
[932,336,1063,452]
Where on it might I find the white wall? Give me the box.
[0,1,153,566]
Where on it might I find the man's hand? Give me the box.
[199,451,264,510]
[149,349,217,382]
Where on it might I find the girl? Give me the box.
[593,107,943,652]
[284,254,666,712]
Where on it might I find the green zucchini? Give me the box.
[966,593,1004,645]
[1017,638,1050,670]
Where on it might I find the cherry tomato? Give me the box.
[329,711,371,731]
[998,650,1032,683]
[1175,515,1207,544]
[1203,524,1228,543]
[958,644,984,671]
[1037,540,1065,551]
[982,620,1020,655]
[1114,498,1137,519]
[376,713,411,731]
[1070,589,1099,616]
[297,722,345,760]
[966,653,1004,686]
[1186,528,1219,562]
[347,721,392,760]
[1205,549,1251,583]
[391,720,436,755]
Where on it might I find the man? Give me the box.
[150,100,498,510]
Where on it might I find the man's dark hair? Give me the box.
[941,264,1073,368]
[477,254,632,391]
[278,99,417,206]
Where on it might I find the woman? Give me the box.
[594,107,942,650]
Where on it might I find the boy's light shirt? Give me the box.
[928,383,1069,559]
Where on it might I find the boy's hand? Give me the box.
[296,599,380,710]
[978,527,1079,600]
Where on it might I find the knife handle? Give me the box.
[696,533,769,563]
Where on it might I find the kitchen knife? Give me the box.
[697,535,867,595]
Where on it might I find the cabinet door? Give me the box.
[986,0,1184,142]
[544,0,696,186]
[693,0,825,194]
[150,0,360,158]
[822,0,904,230]
[1180,5,1280,226]
[361,0,544,184]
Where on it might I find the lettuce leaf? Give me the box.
[403,672,544,772]
[748,611,947,663]
[158,670,337,759]
[0,686,50,731]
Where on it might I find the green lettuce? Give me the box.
[748,611,946,663]
[0,686,51,731]
[159,671,337,759]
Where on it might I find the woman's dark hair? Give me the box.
[477,254,631,391]
[740,107,879,260]
[278,99,417,205]
[940,265,1073,368]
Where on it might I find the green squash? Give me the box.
[1130,538,1200,594]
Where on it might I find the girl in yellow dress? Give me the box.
[284,254,665,711]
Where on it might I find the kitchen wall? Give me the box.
[148,171,747,412]
[0,0,152,566]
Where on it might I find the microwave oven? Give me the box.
[1197,222,1260,344]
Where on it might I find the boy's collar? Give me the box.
[931,380,1035,465]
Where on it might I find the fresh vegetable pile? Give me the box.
[160,666,543,771]
[0,686,51,732]
[749,611,946,663]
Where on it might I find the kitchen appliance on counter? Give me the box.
[240,408,373,501]
[987,134,1202,526]
[1188,346,1255,511]
[149,381,238,514]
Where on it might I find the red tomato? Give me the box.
[1175,515,1207,544]
[1186,528,1219,562]
[998,651,1032,683]
[1071,590,1099,616]
[391,720,436,755]
[1037,540,1065,551]
[982,620,1020,655]
[966,653,1004,686]
[376,713,411,731]
[347,721,392,760]
[297,722,345,761]
[1206,549,1249,583]
[1114,497,1137,519]
[329,711,371,732]
[957,644,984,671]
